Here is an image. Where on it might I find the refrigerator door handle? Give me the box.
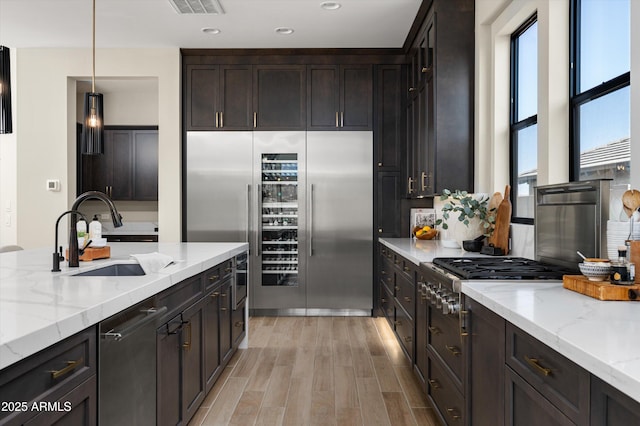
[246,184,251,253]
[256,184,261,256]
[309,183,314,256]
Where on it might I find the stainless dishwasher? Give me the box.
[99,297,167,425]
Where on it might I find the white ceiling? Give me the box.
[0,0,423,49]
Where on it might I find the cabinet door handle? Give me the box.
[211,291,220,298]
[209,275,219,282]
[215,111,219,128]
[335,111,339,128]
[50,357,83,379]
[253,111,257,128]
[381,298,387,303]
[220,307,228,311]
[428,379,440,389]
[524,356,552,376]
[428,326,441,335]
[408,87,416,92]
[446,408,461,420]
[408,177,415,194]
[446,345,461,356]
[394,320,402,326]
[421,171,427,191]
[381,270,386,275]
[394,286,400,291]
[182,321,192,351]
[404,336,412,343]
[404,296,411,303]
[403,266,410,272]
[220,111,224,128]
[422,66,433,74]
[235,321,244,327]
[340,111,344,128]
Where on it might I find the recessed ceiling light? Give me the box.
[201,27,221,34]
[320,2,341,10]
[275,27,294,35]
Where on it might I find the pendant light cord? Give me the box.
[92,0,96,93]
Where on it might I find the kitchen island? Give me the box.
[379,237,640,412]
[0,242,247,370]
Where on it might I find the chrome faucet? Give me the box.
[66,191,123,268]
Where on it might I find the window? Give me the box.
[570,0,630,187]
[510,15,538,222]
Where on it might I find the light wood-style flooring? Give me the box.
[188,316,440,426]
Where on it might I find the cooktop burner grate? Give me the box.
[432,257,576,280]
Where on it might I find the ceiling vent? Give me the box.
[168,0,225,14]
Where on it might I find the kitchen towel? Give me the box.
[130,252,174,274]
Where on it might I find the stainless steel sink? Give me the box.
[73,263,145,276]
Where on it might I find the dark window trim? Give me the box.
[510,13,537,225]
[569,0,630,181]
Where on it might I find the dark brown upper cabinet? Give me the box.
[253,65,306,130]
[185,64,253,131]
[79,127,158,201]
[405,0,474,197]
[307,65,372,130]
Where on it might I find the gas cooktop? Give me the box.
[432,257,576,280]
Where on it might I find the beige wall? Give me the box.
[11,48,180,249]
[0,48,17,247]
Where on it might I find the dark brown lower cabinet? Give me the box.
[181,297,206,422]
[156,263,243,426]
[0,327,97,426]
[467,297,505,426]
[505,366,575,426]
[25,376,97,426]
[591,376,640,426]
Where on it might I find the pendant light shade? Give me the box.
[81,92,104,154]
[0,45,12,135]
[81,0,104,155]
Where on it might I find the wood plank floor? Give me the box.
[188,316,440,426]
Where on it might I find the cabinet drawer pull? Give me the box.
[381,298,387,303]
[428,326,441,335]
[403,266,410,272]
[422,66,433,74]
[394,320,402,326]
[428,379,440,389]
[404,296,411,303]
[220,307,228,311]
[524,356,552,376]
[235,321,244,327]
[446,345,461,356]
[50,357,83,379]
[225,267,233,273]
[446,408,461,420]
[182,321,192,351]
[209,275,219,282]
[408,87,416,92]
[221,293,227,297]
[381,270,386,275]
[404,336,412,343]
[394,286,400,291]
[211,291,220,298]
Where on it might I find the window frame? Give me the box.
[569,0,631,181]
[509,13,538,225]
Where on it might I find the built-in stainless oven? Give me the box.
[233,252,248,310]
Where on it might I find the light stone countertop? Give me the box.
[0,242,248,370]
[380,238,640,404]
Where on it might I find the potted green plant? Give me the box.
[435,189,495,248]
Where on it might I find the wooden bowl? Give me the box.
[413,227,438,240]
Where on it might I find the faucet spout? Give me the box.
[67,191,123,267]
[52,210,89,272]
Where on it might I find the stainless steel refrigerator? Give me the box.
[185,131,372,315]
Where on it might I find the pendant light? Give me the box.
[0,45,12,134]
[81,0,104,155]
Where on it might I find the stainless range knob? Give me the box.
[443,298,460,315]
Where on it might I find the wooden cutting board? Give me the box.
[489,185,511,255]
[563,275,640,301]
[65,246,111,262]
